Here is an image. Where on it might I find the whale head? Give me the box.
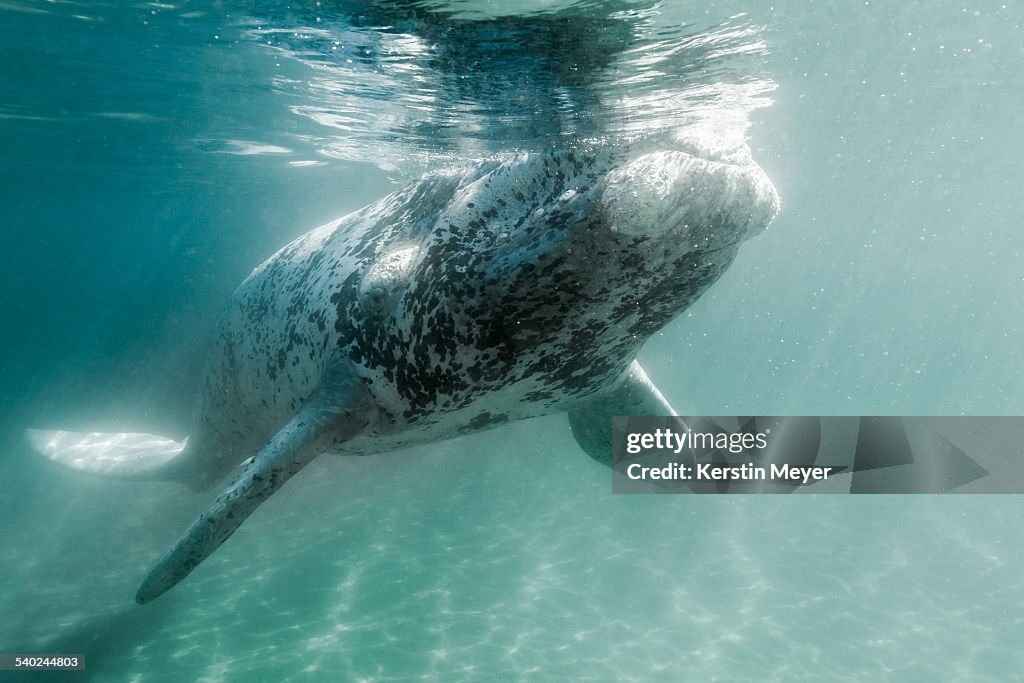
[601,130,780,251]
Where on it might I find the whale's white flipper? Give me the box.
[135,361,376,604]
[568,361,684,466]
[25,429,187,479]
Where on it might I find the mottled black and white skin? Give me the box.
[27,129,779,602]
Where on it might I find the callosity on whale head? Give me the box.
[602,132,779,241]
[28,130,779,603]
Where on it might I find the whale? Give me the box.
[27,130,779,603]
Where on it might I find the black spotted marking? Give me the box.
[457,411,510,434]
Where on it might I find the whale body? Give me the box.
[28,131,780,602]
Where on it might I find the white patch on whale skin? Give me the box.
[360,242,424,316]
[363,243,422,289]
[361,243,422,296]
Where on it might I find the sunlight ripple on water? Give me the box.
[233,0,775,168]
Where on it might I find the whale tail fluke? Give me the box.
[25,429,188,480]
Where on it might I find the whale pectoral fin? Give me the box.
[135,364,375,604]
[568,360,682,467]
[25,429,188,479]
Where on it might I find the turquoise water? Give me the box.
[2,1,1023,680]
